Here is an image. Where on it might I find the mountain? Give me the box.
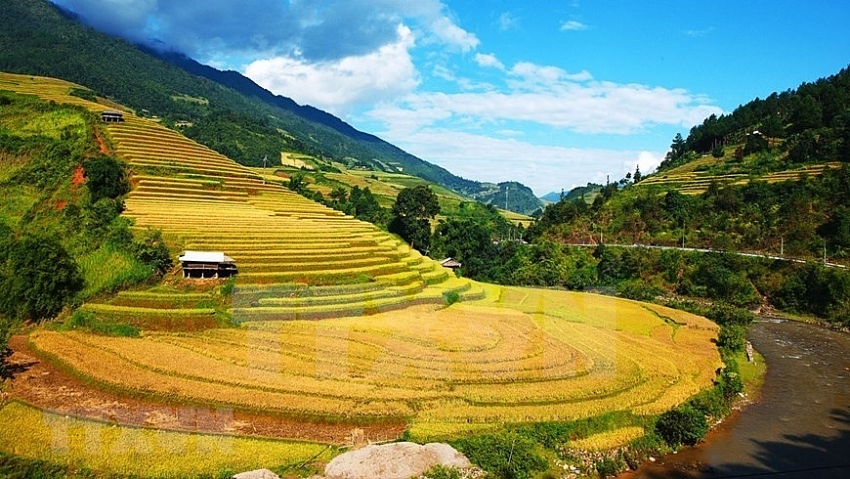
[470,182,542,215]
[540,183,602,204]
[656,65,850,174]
[540,192,563,203]
[0,0,543,214]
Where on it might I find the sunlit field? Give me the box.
[0,73,722,476]
[30,287,721,441]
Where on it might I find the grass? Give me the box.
[0,401,334,478]
[77,244,154,299]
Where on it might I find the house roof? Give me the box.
[102,110,124,115]
[179,251,234,263]
[440,257,462,268]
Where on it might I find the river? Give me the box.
[623,319,850,478]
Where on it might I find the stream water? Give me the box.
[623,319,850,478]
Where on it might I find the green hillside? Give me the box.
[0,0,542,214]
[642,66,850,193]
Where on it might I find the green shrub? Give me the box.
[452,432,548,479]
[654,405,708,448]
[0,320,10,378]
[444,290,461,305]
[0,234,83,322]
[82,155,129,203]
[595,456,626,478]
[717,324,747,353]
[617,279,663,302]
[422,464,463,479]
[706,303,755,326]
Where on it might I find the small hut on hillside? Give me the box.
[440,257,462,270]
[179,251,237,279]
[101,110,125,123]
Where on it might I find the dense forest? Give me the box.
[0,0,542,214]
[660,66,850,172]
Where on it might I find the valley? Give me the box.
[0,74,722,477]
[0,1,848,477]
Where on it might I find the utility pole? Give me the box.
[505,186,509,211]
[262,155,268,184]
[824,242,827,265]
[780,236,784,257]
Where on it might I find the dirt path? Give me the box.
[4,335,406,444]
[94,131,109,154]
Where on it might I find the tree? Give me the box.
[392,185,440,220]
[83,155,129,202]
[389,185,440,253]
[633,165,642,183]
[329,186,348,207]
[743,132,769,155]
[711,143,725,158]
[287,172,308,194]
[132,230,173,276]
[655,404,709,447]
[431,218,493,277]
[0,234,83,321]
[0,320,8,377]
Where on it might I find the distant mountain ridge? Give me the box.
[149,49,379,144]
[541,183,602,204]
[0,0,543,214]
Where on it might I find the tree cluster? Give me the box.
[659,65,850,171]
[328,185,388,225]
[389,185,441,253]
[0,94,172,326]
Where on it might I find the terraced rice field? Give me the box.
[102,105,477,321]
[29,288,721,440]
[0,401,333,477]
[0,73,724,475]
[640,160,841,194]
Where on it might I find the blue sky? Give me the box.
[53,1,850,196]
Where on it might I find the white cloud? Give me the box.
[373,128,661,195]
[474,53,505,70]
[429,16,480,52]
[498,12,518,31]
[623,151,664,177]
[369,62,720,136]
[561,20,588,31]
[684,27,716,38]
[244,25,419,116]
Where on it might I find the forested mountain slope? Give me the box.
[513,66,850,326]
[0,0,542,214]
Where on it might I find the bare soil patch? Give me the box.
[4,335,406,444]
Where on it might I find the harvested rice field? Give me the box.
[27,289,721,439]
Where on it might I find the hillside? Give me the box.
[0,73,725,478]
[0,0,542,214]
[644,65,850,193]
[516,66,850,327]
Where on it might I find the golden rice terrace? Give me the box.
[0,73,723,476]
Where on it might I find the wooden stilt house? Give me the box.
[179,251,238,279]
[101,110,125,122]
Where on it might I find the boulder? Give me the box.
[232,469,281,479]
[323,442,471,479]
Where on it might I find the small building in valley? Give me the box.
[179,251,237,279]
[101,110,125,123]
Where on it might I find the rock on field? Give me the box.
[321,442,472,479]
